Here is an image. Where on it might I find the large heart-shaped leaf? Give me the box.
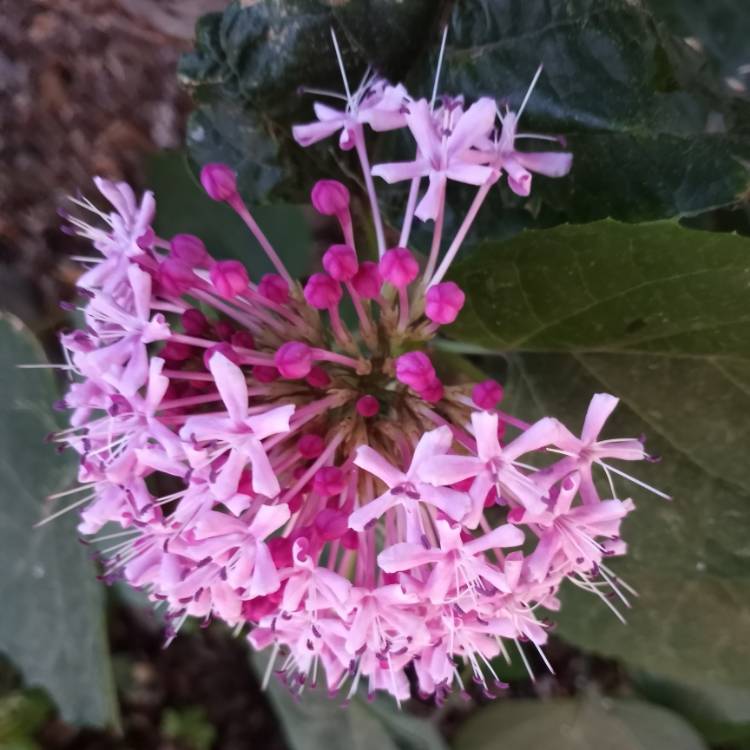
[0,315,117,727]
[454,695,708,750]
[448,220,750,684]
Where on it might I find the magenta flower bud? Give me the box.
[252,365,278,383]
[313,466,346,498]
[200,163,237,202]
[356,395,380,417]
[419,377,444,404]
[425,282,466,325]
[298,433,324,459]
[395,351,435,391]
[275,341,313,379]
[311,180,350,217]
[159,259,196,296]
[379,247,419,288]
[306,366,331,389]
[203,343,239,370]
[170,234,210,266]
[231,331,255,351]
[160,340,193,362]
[322,244,358,282]
[214,320,234,341]
[304,273,342,309]
[210,260,249,298]
[258,273,290,304]
[351,261,382,299]
[472,379,504,410]
[136,227,155,251]
[181,308,209,336]
[314,508,349,540]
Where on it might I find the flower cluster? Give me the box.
[48,41,664,704]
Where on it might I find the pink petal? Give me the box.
[145,357,169,412]
[465,523,525,554]
[515,150,573,177]
[354,446,404,488]
[410,425,454,474]
[447,97,497,155]
[246,403,294,440]
[127,264,152,322]
[209,352,248,423]
[446,161,497,186]
[378,542,443,572]
[371,159,429,184]
[503,156,532,196]
[212,447,247,500]
[417,454,483,486]
[292,119,344,147]
[405,98,440,161]
[246,438,280,498]
[582,393,619,444]
[503,417,567,461]
[249,541,281,598]
[313,102,346,122]
[248,503,291,540]
[415,172,448,221]
[348,490,398,531]
[471,411,501,461]
[418,484,471,522]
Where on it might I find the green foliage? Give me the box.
[251,653,449,750]
[0,315,117,727]
[454,695,709,750]
[161,706,217,750]
[0,689,53,750]
[448,221,750,684]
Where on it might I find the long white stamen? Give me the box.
[431,26,449,108]
[330,29,352,102]
[516,63,543,122]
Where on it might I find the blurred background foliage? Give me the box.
[1,0,749,748]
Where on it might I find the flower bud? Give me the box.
[231,331,255,351]
[298,434,324,459]
[306,366,331,389]
[210,260,249,298]
[379,247,419,287]
[170,234,210,266]
[472,379,504,410]
[159,259,196,296]
[252,365,278,383]
[395,351,435,391]
[275,341,313,379]
[311,179,350,216]
[304,273,342,309]
[181,308,209,336]
[258,274,290,304]
[314,508,349,540]
[313,467,346,498]
[203,343,239,370]
[200,163,237,202]
[419,377,444,403]
[351,261,382,299]
[356,395,380,417]
[425,282,465,325]
[323,244,358,282]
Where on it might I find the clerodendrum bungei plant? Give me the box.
[50,33,667,704]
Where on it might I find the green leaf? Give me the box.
[645,0,750,85]
[448,220,750,684]
[0,315,117,726]
[147,150,314,278]
[454,695,708,750]
[420,0,749,224]
[250,653,448,750]
[632,672,750,745]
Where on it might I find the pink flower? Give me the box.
[372,97,499,220]
[180,352,294,499]
[350,427,471,540]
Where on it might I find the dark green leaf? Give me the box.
[250,653,448,750]
[633,672,750,745]
[0,315,117,727]
[454,695,708,750]
[448,220,750,684]
[416,0,750,224]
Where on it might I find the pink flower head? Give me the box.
[351,261,382,299]
[323,244,358,282]
[275,341,313,380]
[304,273,342,309]
[210,260,250,298]
[395,351,435,391]
[379,247,419,287]
[311,180,350,217]
[258,274,290,304]
[170,234,210,266]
